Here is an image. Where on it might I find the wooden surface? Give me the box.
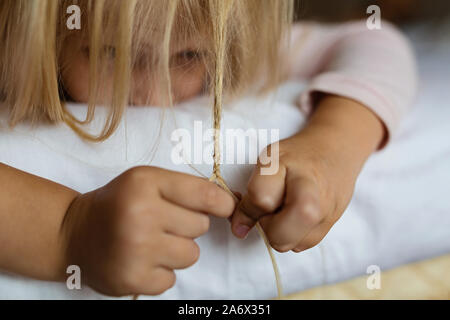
[285,254,450,300]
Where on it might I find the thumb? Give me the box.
[231,162,286,239]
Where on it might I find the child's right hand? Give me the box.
[60,166,235,297]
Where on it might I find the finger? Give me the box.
[259,176,322,252]
[158,170,235,218]
[230,164,286,239]
[132,266,176,296]
[230,207,256,239]
[159,201,210,239]
[228,191,242,223]
[158,234,201,270]
[292,221,332,253]
[240,162,286,220]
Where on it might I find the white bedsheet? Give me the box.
[0,32,449,299]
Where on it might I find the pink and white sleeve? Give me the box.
[281,21,418,148]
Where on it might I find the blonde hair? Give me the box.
[2,0,295,299]
[0,0,294,141]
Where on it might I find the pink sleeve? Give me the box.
[281,21,418,148]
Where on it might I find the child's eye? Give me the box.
[103,46,116,60]
[170,50,201,69]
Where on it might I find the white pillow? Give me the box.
[0,80,449,299]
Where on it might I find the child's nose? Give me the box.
[129,80,164,106]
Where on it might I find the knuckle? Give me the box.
[298,198,322,226]
[122,166,158,187]
[247,187,276,212]
[124,166,148,181]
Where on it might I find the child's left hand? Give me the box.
[229,94,386,253]
[230,133,356,252]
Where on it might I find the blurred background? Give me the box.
[293,0,450,300]
[294,0,450,25]
[288,0,450,300]
[293,0,450,122]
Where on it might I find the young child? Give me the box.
[0,0,417,297]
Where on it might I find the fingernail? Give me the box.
[235,224,250,239]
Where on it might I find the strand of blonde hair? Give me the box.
[207,0,283,300]
[133,0,284,301]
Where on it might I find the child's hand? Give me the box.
[230,96,384,253]
[230,136,355,252]
[60,166,235,297]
